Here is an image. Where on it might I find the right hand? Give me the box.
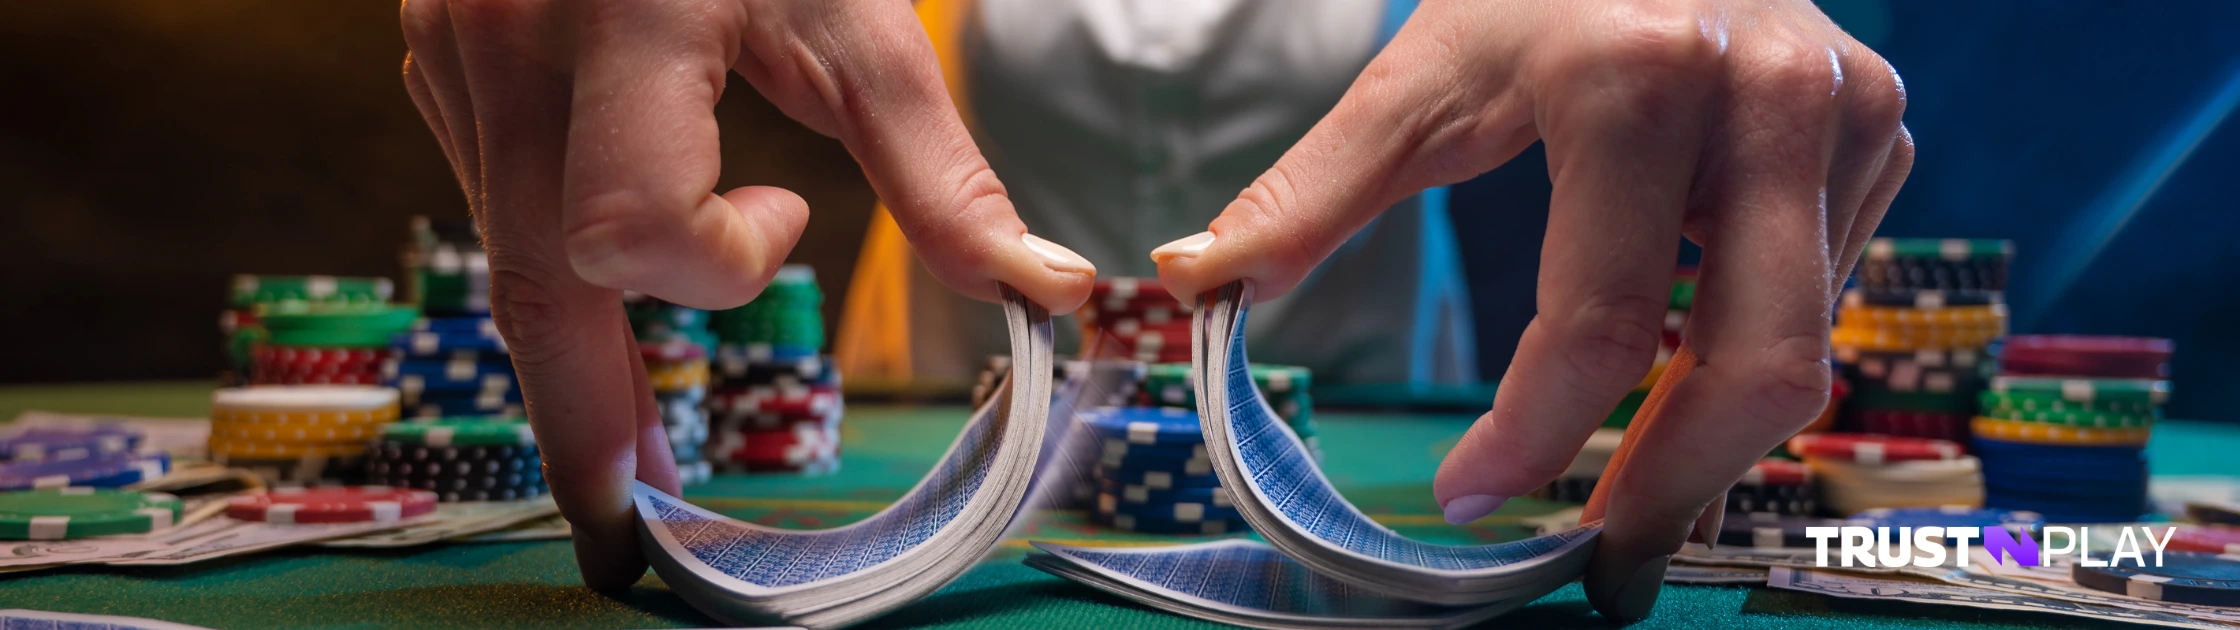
[398,0,1094,590]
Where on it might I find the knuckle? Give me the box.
[1847,59,1909,132]
[1735,334,1833,429]
[487,267,584,368]
[1565,7,1723,82]
[563,192,674,289]
[1559,294,1667,389]
[1739,40,1842,115]
[1223,167,1321,273]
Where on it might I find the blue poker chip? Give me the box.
[1091,510,1245,535]
[1097,438,1205,461]
[2073,551,2240,606]
[1079,407,1203,445]
[1096,492,1241,522]
[1099,450,1213,476]
[411,316,499,334]
[1095,478,1229,505]
[384,358,518,393]
[391,329,508,358]
[0,425,141,462]
[1847,506,2044,538]
[1097,465,1222,489]
[0,452,170,491]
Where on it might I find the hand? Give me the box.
[398,0,1094,590]
[1149,0,1910,619]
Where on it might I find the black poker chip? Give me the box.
[1725,483,1820,516]
[1529,477,1598,503]
[1855,258,2009,292]
[1718,512,1845,549]
[1842,288,2004,309]
[365,441,547,502]
[2072,551,2240,606]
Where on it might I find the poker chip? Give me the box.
[714,353,836,385]
[367,442,548,502]
[2072,551,2240,606]
[1865,237,2016,261]
[1739,458,1811,486]
[384,357,517,393]
[1970,416,2152,446]
[1838,304,2008,328]
[1080,407,1203,445]
[1095,479,1231,506]
[639,337,708,362]
[1099,466,1222,490]
[378,419,535,447]
[2168,526,2240,555]
[0,452,171,491]
[1974,438,2149,523]
[645,359,711,392]
[1977,406,2156,429]
[1095,493,1241,523]
[213,385,401,413]
[1997,335,2172,380]
[1100,450,1212,476]
[706,384,842,418]
[1092,510,1238,535]
[405,393,525,419]
[1977,389,2157,415]
[1717,512,1845,549]
[1855,410,1973,443]
[1832,326,2002,352]
[0,488,184,540]
[1100,439,1207,461]
[1989,376,2170,406]
[710,265,824,350]
[1846,505,2044,536]
[0,425,140,462]
[1787,433,1963,464]
[209,439,368,459]
[232,274,394,307]
[1841,288,2004,309]
[211,421,381,442]
[1725,483,1820,516]
[390,331,508,359]
[409,316,501,335]
[227,485,439,524]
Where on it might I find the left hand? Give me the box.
[1150,0,1912,619]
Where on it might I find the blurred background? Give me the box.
[3,0,2236,418]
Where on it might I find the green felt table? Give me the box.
[1,381,2236,630]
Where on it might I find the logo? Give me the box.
[1804,525,2177,568]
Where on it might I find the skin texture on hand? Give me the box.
[398,0,1093,591]
[1151,0,1913,620]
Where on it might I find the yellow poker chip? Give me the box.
[647,360,710,392]
[1831,326,1999,351]
[1970,416,2152,446]
[210,420,384,443]
[206,438,370,459]
[211,405,398,426]
[1837,304,2008,328]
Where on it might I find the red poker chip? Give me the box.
[253,372,384,386]
[1998,335,2173,380]
[639,338,708,362]
[707,384,841,417]
[227,485,439,524]
[257,346,390,368]
[711,423,841,466]
[2168,526,2240,555]
[1856,410,1973,444]
[1737,458,1811,486]
[1787,432,1963,465]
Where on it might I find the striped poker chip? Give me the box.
[1787,433,1962,465]
[1738,458,1811,486]
[226,486,438,524]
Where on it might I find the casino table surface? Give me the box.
[3,381,2237,630]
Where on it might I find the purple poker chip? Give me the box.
[0,452,171,491]
[0,425,142,462]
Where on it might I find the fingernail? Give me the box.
[1441,494,1507,525]
[1589,554,1670,621]
[1690,506,1725,549]
[1150,231,1216,263]
[1021,233,1094,275]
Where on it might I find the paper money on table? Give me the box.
[458,512,570,543]
[1767,567,2232,630]
[320,495,559,548]
[1188,281,1600,606]
[634,286,1054,630]
[1664,565,1769,585]
[102,510,432,566]
[1027,540,1534,630]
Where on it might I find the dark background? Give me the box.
[5,1,2238,419]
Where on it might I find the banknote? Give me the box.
[1767,567,2231,630]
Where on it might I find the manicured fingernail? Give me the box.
[1022,233,1094,275]
[1589,555,1670,621]
[1690,506,1725,549]
[1441,494,1507,525]
[1150,231,1216,263]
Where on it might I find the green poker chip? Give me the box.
[0,488,183,540]
[379,418,536,447]
[260,303,421,332]
[1978,390,2158,415]
[1980,406,2157,429]
[1864,237,2015,261]
[1990,376,2169,406]
[231,275,394,308]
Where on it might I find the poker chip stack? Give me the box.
[642,336,715,484]
[209,385,402,487]
[1834,238,2013,444]
[229,276,405,387]
[1787,433,1983,515]
[627,291,718,355]
[1528,428,1622,502]
[1079,277,1191,363]
[1974,370,2167,523]
[0,425,171,493]
[402,217,491,318]
[1138,363,1318,460]
[705,266,844,475]
[1083,407,1245,535]
[385,316,522,419]
[366,418,547,502]
[0,489,183,540]
[1726,457,1820,515]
